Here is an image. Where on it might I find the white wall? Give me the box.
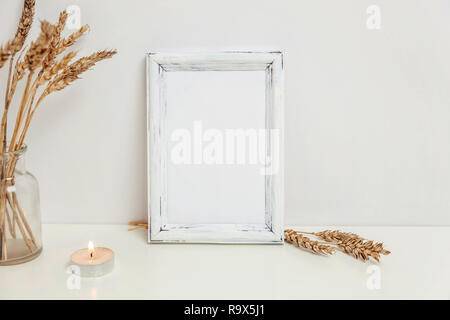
[1,0,450,226]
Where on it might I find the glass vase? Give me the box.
[0,145,42,265]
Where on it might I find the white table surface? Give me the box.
[0,224,449,300]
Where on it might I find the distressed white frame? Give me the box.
[146,52,284,243]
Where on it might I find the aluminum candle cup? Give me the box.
[70,243,114,278]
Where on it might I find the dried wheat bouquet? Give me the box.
[0,0,116,259]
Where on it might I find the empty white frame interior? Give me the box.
[147,52,284,243]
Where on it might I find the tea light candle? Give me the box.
[70,241,114,277]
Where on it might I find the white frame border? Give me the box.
[146,52,284,243]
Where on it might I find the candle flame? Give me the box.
[88,241,95,259]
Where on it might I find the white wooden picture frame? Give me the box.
[146,52,284,243]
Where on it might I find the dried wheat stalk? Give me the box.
[284,229,335,255]
[128,222,149,231]
[0,0,117,261]
[1,0,36,150]
[0,0,35,68]
[44,50,117,96]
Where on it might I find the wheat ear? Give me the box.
[284,229,335,255]
[9,0,35,55]
[57,25,90,55]
[336,237,391,262]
